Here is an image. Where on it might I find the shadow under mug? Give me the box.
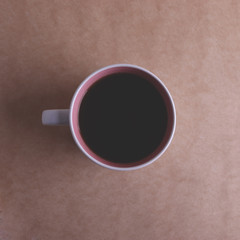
[42,64,176,170]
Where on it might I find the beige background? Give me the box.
[0,1,240,240]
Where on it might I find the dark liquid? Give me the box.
[79,73,168,164]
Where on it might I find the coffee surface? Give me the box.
[79,73,168,164]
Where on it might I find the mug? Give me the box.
[42,64,176,170]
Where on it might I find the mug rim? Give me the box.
[70,64,176,171]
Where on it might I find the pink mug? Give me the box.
[42,64,176,170]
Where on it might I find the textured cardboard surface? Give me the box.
[0,1,240,240]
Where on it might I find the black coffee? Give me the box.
[79,73,168,164]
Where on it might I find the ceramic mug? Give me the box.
[42,64,176,170]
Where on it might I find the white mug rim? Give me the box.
[69,64,176,171]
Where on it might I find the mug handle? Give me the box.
[42,109,70,126]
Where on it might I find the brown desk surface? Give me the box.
[1,1,240,240]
